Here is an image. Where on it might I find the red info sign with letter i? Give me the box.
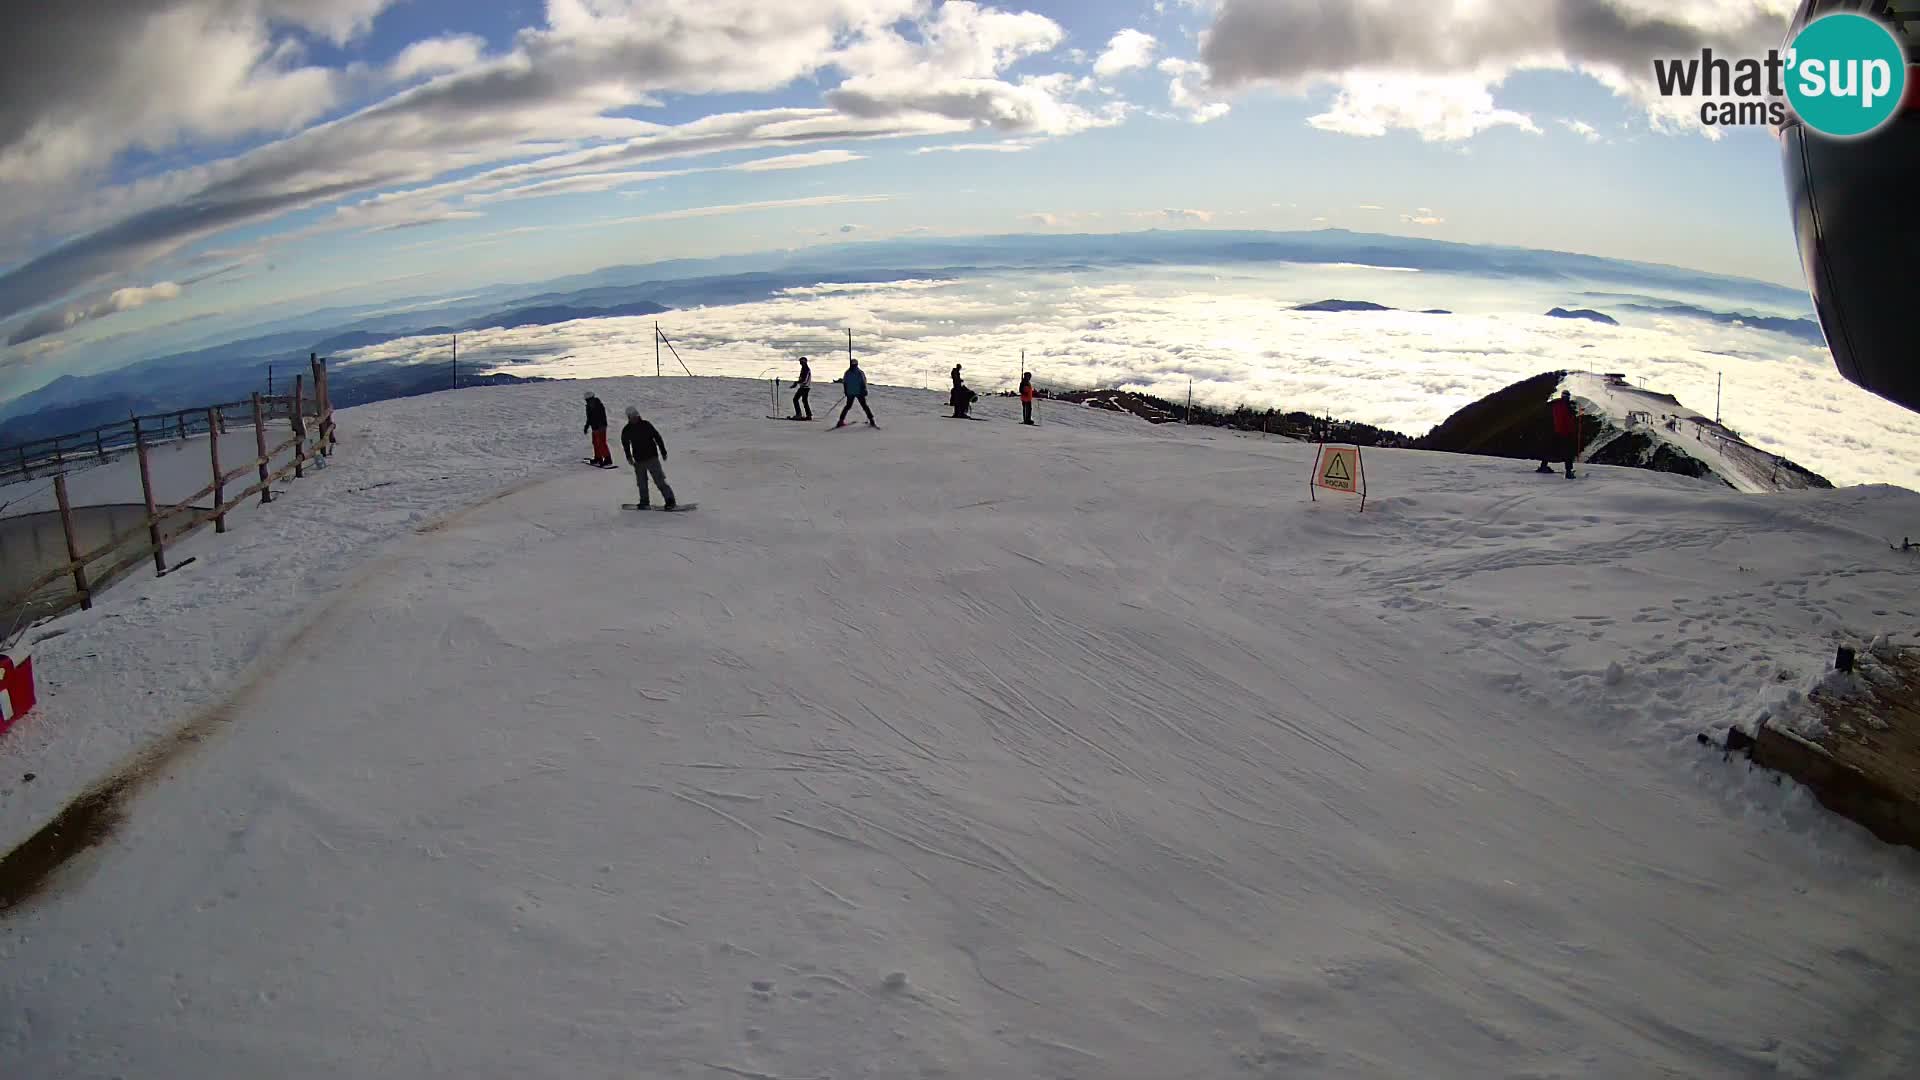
[0,654,36,736]
[1309,444,1367,511]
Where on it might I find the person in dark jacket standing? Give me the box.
[791,356,812,420]
[1539,390,1578,478]
[621,405,676,508]
[837,357,876,427]
[1019,371,1036,425]
[583,391,611,466]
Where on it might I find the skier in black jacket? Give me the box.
[583,391,611,466]
[620,405,676,508]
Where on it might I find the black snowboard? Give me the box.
[622,503,697,512]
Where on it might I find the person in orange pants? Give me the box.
[584,391,611,466]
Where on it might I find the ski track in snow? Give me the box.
[3,377,1920,1077]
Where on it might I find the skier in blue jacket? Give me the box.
[835,357,876,427]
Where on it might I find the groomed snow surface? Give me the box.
[4,376,1920,1078]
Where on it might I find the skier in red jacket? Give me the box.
[1539,390,1579,478]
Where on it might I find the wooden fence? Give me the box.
[1,356,337,632]
[3,385,314,486]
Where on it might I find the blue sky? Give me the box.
[0,0,1820,397]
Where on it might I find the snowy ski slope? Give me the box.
[1561,371,1828,493]
[3,376,1919,1077]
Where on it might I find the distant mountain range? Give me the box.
[2,228,1822,445]
[1617,302,1826,345]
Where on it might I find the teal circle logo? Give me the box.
[1786,12,1907,138]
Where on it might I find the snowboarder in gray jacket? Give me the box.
[621,406,676,508]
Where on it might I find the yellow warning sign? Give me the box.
[1309,444,1367,510]
[1319,449,1355,490]
[1317,447,1358,492]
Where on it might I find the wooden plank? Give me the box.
[0,562,82,612]
[53,474,92,611]
[291,374,306,480]
[137,432,165,574]
[252,393,273,506]
[90,543,163,597]
[150,475,219,523]
[208,407,226,534]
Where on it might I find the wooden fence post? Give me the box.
[208,407,226,534]
[16,444,27,481]
[177,411,187,442]
[54,473,92,611]
[291,374,307,480]
[309,354,335,451]
[137,430,166,574]
[309,355,327,457]
[251,393,272,505]
[96,429,106,459]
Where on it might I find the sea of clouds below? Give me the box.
[341,265,1920,490]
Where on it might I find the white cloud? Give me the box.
[388,34,489,81]
[1159,58,1232,123]
[335,265,1919,489]
[1356,204,1384,211]
[735,149,867,171]
[607,194,897,224]
[1401,208,1445,226]
[0,0,1120,339]
[7,280,186,346]
[368,210,485,233]
[0,2,394,193]
[1026,212,1062,226]
[913,140,1038,153]
[1560,118,1604,142]
[1190,0,1796,142]
[1133,208,1215,223]
[1308,73,1542,142]
[1094,30,1159,78]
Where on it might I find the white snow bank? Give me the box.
[3,376,1919,1077]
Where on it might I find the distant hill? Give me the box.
[1416,370,1831,492]
[1619,302,1826,345]
[1298,299,1392,312]
[1546,307,1619,326]
[1296,299,1452,314]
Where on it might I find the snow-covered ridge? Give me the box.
[1563,371,1832,493]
